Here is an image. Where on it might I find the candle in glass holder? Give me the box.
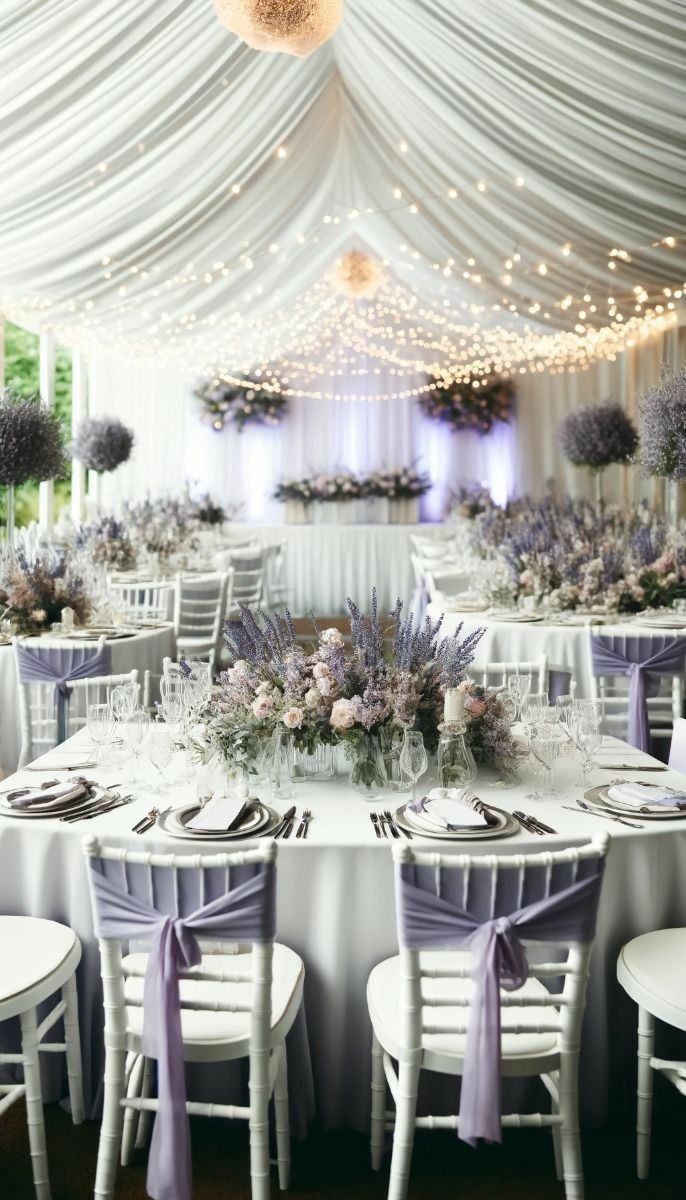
[444,688,465,724]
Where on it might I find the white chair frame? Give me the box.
[476,655,549,698]
[588,637,683,744]
[83,838,302,1200]
[107,581,175,623]
[370,835,608,1200]
[173,571,232,674]
[0,917,85,1200]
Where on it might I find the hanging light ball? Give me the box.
[214,0,343,57]
[333,250,384,300]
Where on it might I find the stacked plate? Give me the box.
[631,612,686,629]
[0,780,102,820]
[65,626,136,640]
[489,611,544,624]
[394,802,518,840]
[159,799,281,841]
[584,783,686,821]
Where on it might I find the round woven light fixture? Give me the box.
[214,0,343,57]
[334,249,384,300]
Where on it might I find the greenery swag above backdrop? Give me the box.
[418,375,515,434]
[195,379,288,432]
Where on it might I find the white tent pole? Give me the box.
[38,330,56,531]
[70,349,88,525]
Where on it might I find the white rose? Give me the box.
[313,662,330,679]
[330,698,356,730]
[321,627,344,647]
[305,687,321,709]
[282,706,304,730]
[251,695,273,719]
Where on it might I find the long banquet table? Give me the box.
[230,523,430,616]
[1,729,686,1133]
[0,624,177,776]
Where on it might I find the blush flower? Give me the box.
[321,627,345,647]
[282,706,304,730]
[251,695,273,719]
[330,698,356,730]
[313,662,330,679]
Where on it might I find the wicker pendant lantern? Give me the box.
[214,0,343,57]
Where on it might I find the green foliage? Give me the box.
[2,321,72,524]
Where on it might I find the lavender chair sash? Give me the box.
[88,864,276,1200]
[396,868,604,1146]
[590,634,686,751]
[14,641,112,743]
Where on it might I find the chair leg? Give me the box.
[249,1066,271,1200]
[637,1006,655,1180]
[62,971,85,1125]
[135,1057,155,1150]
[121,1055,144,1167]
[273,1044,291,1190]
[387,1061,420,1200]
[551,1102,563,1181]
[20,1006,51,1200]
[558,1052,584,1200]
[370,1033,386,1170]
[94,1044,127,1200]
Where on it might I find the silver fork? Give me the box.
[296,809,312,839]
[370,812,386,838]
[63,795,134,823]
[384,809,411,840]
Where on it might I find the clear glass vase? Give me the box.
[289,742,336,781]
[381,724,411,792]
[349,733,389,797]
[437,721,477,789]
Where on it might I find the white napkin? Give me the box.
[187,792,247,831]
[607,782,686,810]
[414,788,488,829]
[8,781,89,811]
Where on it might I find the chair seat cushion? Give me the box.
[617,929,686,1030]
[368,951,559,1076]
[122,943,304,1062]
[0,917,80,1018]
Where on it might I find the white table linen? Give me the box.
[429,604,686,700]
[1,730,686,1131]
[0,625,177,776]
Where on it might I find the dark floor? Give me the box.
[1,1101,683,1200]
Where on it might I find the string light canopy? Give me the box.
[214,0,343,57]
[0,0,684,399]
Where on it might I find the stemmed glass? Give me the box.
[110,682,139,723]
[87,703,115,767]
[122,710,151,781]
[160,676,185,727]
[148,724,174,793]
[526,729,566,799]
[576,716,603,781]
[399,730,428,808]
[507,674,532,723]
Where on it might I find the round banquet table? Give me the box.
[428,603,686,700]
[0,624,177,776]
[1,729,685,1134]
[229,523,430,616]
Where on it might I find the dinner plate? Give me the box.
[0,785,103,819]
[489,612,545,624]
[65,629,136,640]
[584,784,686,820]
[159,800,280,840]
[394,803,519,840]
[631,615,686,629]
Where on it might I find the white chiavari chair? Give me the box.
[588,632,684,747]
[368,836,608,1200]
[107,581,175,623]
[83,838,304,1200]
[0,917,84,1200]
[173,571,232,673]
[477,655,549,698]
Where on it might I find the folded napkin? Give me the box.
[187,792,247,831]
[7,780,91,811]
[607,782,686,811]
[409,788,492,829]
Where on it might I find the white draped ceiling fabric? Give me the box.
[1,0,685,510]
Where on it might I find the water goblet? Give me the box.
[87,703,115,767]
[110,682,139,723]
[507,674,532,722]
[399,730,428,808]
[526,729,566,799]
[122,710,151,781]
[148,725,174,793]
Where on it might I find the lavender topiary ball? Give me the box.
[639,364,686,481]
[559,402,638,472]
[0,388,67,487]
[71,416,134,473]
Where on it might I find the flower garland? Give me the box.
[195,380,288,433]
[273,466,431,503]
[418,375,515,434]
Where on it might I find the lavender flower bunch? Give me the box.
[559,403,638,472]
[75,517,136,571]
[0,389,66,486]
[639,365,686,480]
[0,552,92,635]
[71,417,134,474]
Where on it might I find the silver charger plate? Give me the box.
[159,800,281,840]
[0,784,104,819]
[394,803,519,840]
[584,784,686,821]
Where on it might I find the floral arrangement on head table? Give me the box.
[195,590,510,777]
[418,375,515,435]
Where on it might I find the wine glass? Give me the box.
[110,682,139,723]
[527,729,566,799]
[122,710,151,781]
[399,730,428,808]
[507,674,532,722]
[148,725,174,793]
[87,703,115,766]
[577,716,603,780]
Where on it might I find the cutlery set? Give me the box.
[565,797,644,829]
[273,807,313,839]
[370,810,412,839]
[513,810,558,835]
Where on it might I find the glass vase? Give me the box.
[349,733,389,797]
[381,724,411,792]
[437,721,477,789]
[289,741,335,781]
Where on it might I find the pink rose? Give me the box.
[313,662,330,679]
[330,698,356,730]
[282,707,304,730]
[30,608,47,624]
[465,697,487,718]
[251,695,273,719]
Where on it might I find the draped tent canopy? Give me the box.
[0,0,684,396]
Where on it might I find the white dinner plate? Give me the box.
[0,784,104,819]
[489,612,545,624]
[395,803,519,840]
[584,784,686,820]
[159,800,280,840]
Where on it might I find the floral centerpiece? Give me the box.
[75,517,136,571]
[0,388,67,547]
[195,380,288,433]
[447,482,498,519]
[273,466,432,523]
[0,552,92,635]
[125,496,199,561]
[418,376,515,434]
[559,402,637,501]
[457,682,519,776]
[193,494,227,525]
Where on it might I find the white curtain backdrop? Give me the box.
[90,323,685,522]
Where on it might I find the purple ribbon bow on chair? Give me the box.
[590,634,686,751]
[14,641,112,744]
[88,864,276,1200]
[396,868,604,1146]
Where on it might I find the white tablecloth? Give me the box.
[0,625,177,776]
[429,605,686,699]
[1,730,686,1131]
[229,523,429,616]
